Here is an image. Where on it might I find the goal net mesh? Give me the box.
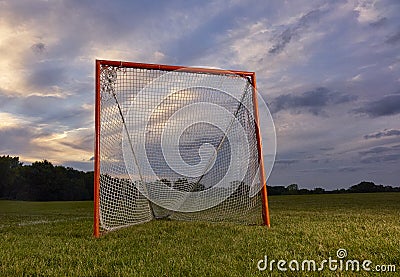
[98,63,264,232]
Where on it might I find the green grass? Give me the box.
[0,193,399,276]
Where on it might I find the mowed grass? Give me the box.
[0,193,399,276]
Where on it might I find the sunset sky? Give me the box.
[0,0,399,189]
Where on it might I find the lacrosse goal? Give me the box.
[94,60,270,237]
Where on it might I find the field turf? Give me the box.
[0,193,399,276]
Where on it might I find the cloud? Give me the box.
[57,128,93,152]
[360,154,400,164]
[0,0,399,184]
[385,30,400,45]
[164,3,246,63]
[30,42,46,55]
[0,91,92,129]
[0,123,93,167]
[268,8,324,55]
[269,28,293,55]
[27,64,66,90]
[297,167,332,173]
[338,166,363,172]
[355,94,400,117]
[359,146,392,156]
[364,129,400,139]
[275,159,299,165]
[369,17,388,27]
[354,0,381,24]
[269,87,356,115]
[358,140,400,166]
[0,126,50,154]
[319,147,334,151]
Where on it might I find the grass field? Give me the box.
[0,193,399,276]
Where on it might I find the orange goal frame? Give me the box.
[94,60,270,237]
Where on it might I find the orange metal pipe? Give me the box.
[94,60,101,237]
[96,59,255,78]
[250,73,271,227]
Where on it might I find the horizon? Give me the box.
[2,154,398,191]
[0,0,399,190]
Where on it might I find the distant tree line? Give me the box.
[0,155,399,201]
[0,155,93,201]
[267,182,400,195]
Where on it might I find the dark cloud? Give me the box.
[333,94,358,104]
[0,126,52,154]
[0,124,93,168]
[369,17,388,28]
[270,87,356,115]
[297,167,331,173]
[269,28,294,55]
[319,147,334,151]
[360,154,400,164]
[269,9,324,55]
[0,91,13,108]
[358,142,400,166]
[0,92,92,130]
[359,146,392,156]
[22,95,75,124]
[59,133,93,152]
[338,166,362,172]
[27,63,66,88]
[165,3,246,63]
[31,42,46,54]
[275,159,299,165]
[364,129,400,139]
[355,94,400,117]
[297,8,324,27]
[307,158,331,164]
[385,30,400,45]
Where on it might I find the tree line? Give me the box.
[0,155,93,201]
[267,182,400,195]
[0,155,398,201]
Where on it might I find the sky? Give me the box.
[0,0,399,190]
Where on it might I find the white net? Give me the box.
[98,63,265,232]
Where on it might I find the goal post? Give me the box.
[250,73,270,228]
[94,60,270,237]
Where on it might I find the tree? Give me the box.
[173,178,190,192]
[313,187,325,194]
[0,155,22,198]
[230,181,249,198]
[84,171,94,199]
[191,182,206,192]
[160,178,172,187]
[267,185,286,195]
[286,184,299,194]
[349,181,383,193]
